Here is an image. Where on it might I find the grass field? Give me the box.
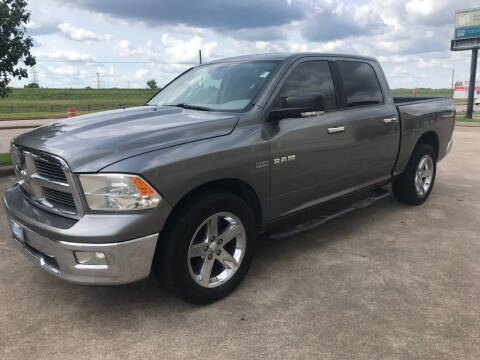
[456,115,480,123]
[0,87,467,120]
[0,153,12,167]
[0,88,157,119]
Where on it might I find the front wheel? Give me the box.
[393,143,437,205]
[155,192,257,304]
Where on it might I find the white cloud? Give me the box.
[405,0,434,16]
[35,49,95,62]
[58,23,110,42]
[134,69,149,79]
[394,66,408,74]
[255,41,267,50]
[47,65,79,75]
[161,34,217,64]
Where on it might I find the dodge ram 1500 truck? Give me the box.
[4,53,455,304]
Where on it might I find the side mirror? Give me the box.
[269,93,325,121]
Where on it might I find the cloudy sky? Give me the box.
[15,0,477,89]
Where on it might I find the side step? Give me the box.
[266,188,391,240]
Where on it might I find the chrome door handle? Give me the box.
[328,126,345,134]
[383,117,398,124]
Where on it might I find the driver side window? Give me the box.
[273,60,336,111]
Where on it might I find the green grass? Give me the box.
[456,115,480,123]
[0,153,12,167]
[391,88,453,97]
[0,88,157,119]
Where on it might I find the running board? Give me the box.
[266,189,391,241]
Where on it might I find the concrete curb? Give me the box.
[0,166,14,177]
[456,121,480,127]
[0,116,65,121]
[0,125,39,130]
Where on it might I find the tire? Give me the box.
[155,191,257,304]
[392,143,437,205]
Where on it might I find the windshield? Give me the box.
[147,61,281,111]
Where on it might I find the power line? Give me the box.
[36,59,198,65]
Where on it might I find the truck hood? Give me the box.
[14,106,239,172]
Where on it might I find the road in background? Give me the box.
[0,127,479,359]
[0,119,58,152]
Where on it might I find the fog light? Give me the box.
[74,251,107,265]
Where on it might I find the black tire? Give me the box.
[155,191,257,304]
[392,143,437,205]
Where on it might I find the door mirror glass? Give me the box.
[283,93,325,110]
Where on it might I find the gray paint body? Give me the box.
[6,53,455,245]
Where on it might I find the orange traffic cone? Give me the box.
[68,107,77,117]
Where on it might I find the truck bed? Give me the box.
[392,97,455,176]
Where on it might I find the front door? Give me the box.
[267,59,354,219]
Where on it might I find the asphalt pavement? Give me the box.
[0,127,479,359]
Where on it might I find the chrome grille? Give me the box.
[34,158,67,182]
[11,144,83,219]
[43,187,76,210]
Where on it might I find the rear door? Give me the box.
[333,59,400,188]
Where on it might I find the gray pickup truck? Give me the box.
[4,53,455,304]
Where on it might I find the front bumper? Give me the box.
[4,184,165,285]
[9,222,158,285]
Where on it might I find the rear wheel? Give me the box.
[393,143,436,205]
[155,191,257,304]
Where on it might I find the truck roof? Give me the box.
[206,52,378,64]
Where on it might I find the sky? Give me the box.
[13,0,479,89]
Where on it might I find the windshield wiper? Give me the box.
[164,103,214,111]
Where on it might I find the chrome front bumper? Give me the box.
[8,219,158,285]
[4,183,170,285]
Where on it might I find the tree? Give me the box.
[0,0,36,98]
[24,82,39,88]
[146,79,158,89]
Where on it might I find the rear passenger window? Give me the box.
[273,61,336,111]
[337,61,383,107]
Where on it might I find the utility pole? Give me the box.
[199,49,202,64]
[96,72,100,89]
[466,48,478,119]
[31,65,39,86]
[451,68,454,99]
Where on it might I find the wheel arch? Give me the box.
[162,178,263,233]
[416,131,439,158]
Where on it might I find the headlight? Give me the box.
[79,174,161,211]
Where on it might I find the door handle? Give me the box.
[383,117,398,124]
[328,126,345,134]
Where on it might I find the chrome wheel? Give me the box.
[415,154,434,196]
[187,212,246,288]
